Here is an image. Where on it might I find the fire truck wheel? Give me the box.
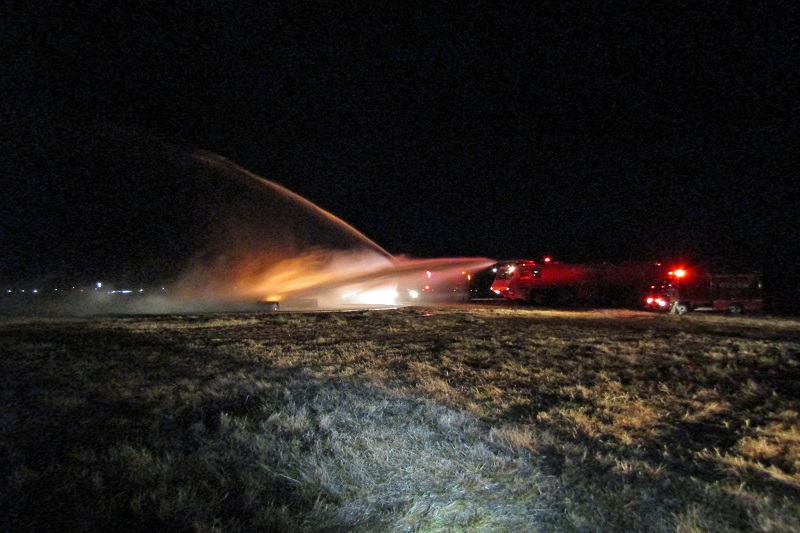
[727,303,743,315]
[671,302,689,315]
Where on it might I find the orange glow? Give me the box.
[248,255,494,309]
[251,251,394,304]
[161,154,496,310]
[674,269,686,278]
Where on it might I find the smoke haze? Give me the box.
[2,120,492,314]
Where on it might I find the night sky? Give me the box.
[3,2,798,308]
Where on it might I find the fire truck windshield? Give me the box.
[496,265,516,279]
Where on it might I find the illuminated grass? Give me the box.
[1,308,799,531]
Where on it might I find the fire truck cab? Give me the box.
[491,259,589,303]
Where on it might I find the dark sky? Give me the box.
[3,1,798,296]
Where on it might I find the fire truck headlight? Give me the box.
[646,297,654,304]
[408,290,420,299]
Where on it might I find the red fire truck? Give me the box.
[490,258,668,308]
[644,268,763,314]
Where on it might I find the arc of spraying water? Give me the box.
[191,151,397,262]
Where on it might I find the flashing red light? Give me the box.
[673,269,686,278]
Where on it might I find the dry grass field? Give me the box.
[1,306,799,532]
